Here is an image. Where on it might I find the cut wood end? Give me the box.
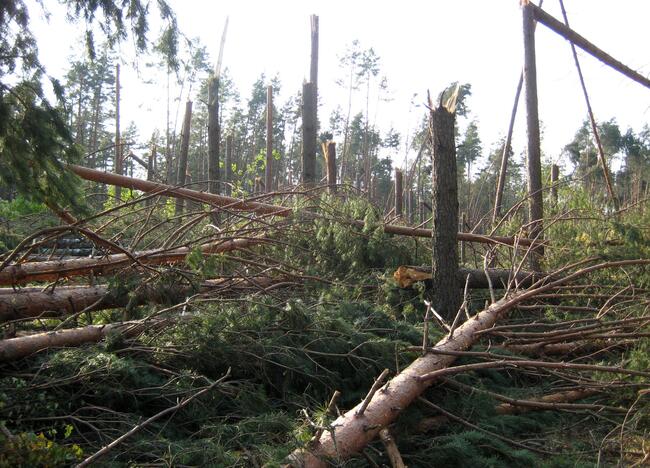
[393,266,431,288]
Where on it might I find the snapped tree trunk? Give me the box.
[302,82,317,186]
[207,77,221,223]
[175,100,193,216]
[429,103,461,319]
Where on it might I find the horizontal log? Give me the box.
[393,266,547,289]
[69,164,291,217]
[0,320,155,363]
[530,2,650,89]
[0,238,264,286]
[0,277,282,323]
[70,165,535,247]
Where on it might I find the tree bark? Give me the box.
[208,77,221,223]
[523,2,544,271]
[67,165,536,247]
[0,276,280,323]
[394,169,403,219]
[114,63,122,202]
[0,238,264,286]
[302,82,317,186]
[265,85,274,192]
[286,258,650,466]
[225,134,233,196]
[429,104,461,319]
[175,100,193,216]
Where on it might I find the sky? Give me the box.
[30,0,650,175]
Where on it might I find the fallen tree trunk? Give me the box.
[0,238,264,285]
[69,165,535,247]
[0,319,158,363]
[0,277,284,323]
[393,266,548,289]
[287,258,650,466]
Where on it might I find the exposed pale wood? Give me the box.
[287,258,650,466]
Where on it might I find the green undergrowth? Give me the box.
[0,195,648,466]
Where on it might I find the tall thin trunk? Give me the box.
[523,3,544,271]
[175,100,193,216]
[208,77,221,223]
[265,85,273,191]
[114,63,122,202]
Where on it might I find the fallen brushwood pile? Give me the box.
[0,179,649,467]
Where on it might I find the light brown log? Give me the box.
[325,141,336,194]
[69,164,291,217]
[0,319,159,362]
[287,258,650,466]
[69,165,536,247]
[0,238,264,285]
[0,276,282,323]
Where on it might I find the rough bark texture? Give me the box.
[430,105,461,319]
[301,82,317,186]
[175,100,193,216]
[224,134,233,196]
[0,238,264,285]
[395,169,403,219]
[69,165,291,217]
[265,85,273,191]
[68,165,535,246]
[0,276,279,323]
[114,63,122,202]
[207,77,221,222]
[523,3,544,270]
[551,164,559,206]
[287,290,529,467]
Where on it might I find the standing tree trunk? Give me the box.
[207,77,221,223]
[302,82,317,186]
[551,164,559,207]
[430,103,461,320]
[175,100,193,216]
[265,85,273,192]
[225,134,233,196]
[324,141,336,194]
[114,63,122,203]
[523,2,544,271]
[395,168,403,219]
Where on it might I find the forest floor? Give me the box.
[0,189,648,467]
